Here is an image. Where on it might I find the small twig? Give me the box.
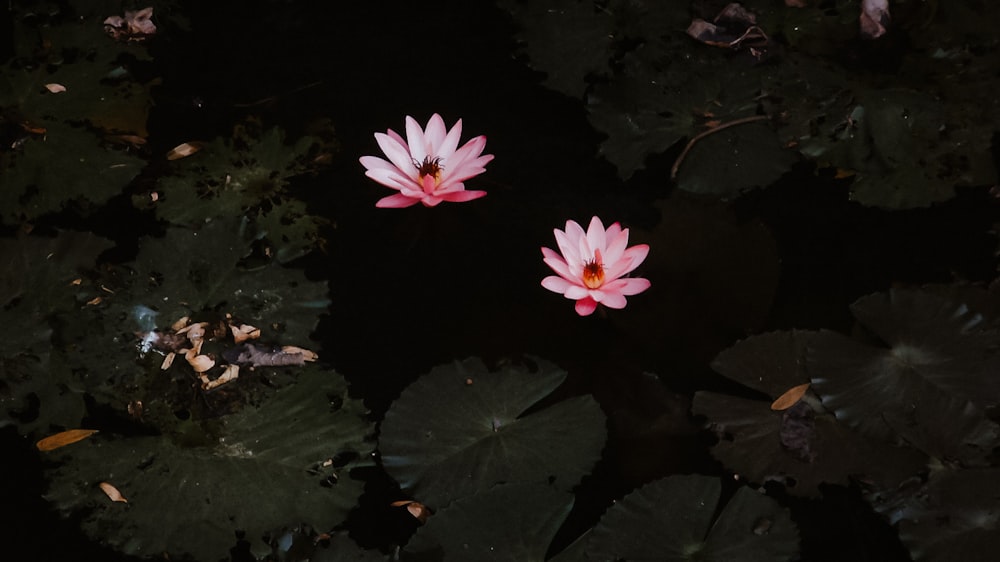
[670,115,769,181]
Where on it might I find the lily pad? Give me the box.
[693,331,926,496]
[808,288,1000,462]
[868,467,1000,562]
[0,5,153,222]
[123,216,330,345]
[675,121,797,197]
[44,365,373,560]
[402,482,574,561]
[0,232,114,433]
[379,357,606,508]
[495,0,615,99]
[585,474,799,561]
[146,124,330,263]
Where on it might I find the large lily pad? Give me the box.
[379,357,606,508]
[0,5,152,223]
[402,482,574,561]
[694,331,926,496]
[123,216,330,345]
[144,123,330,263]
[808,288,1000,462]
[502,0,998,207]
[585,474,799,561]
[44,365,373,560]
[0,232,114,433]
[868,467,1000,562]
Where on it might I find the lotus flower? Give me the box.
[360,114,494,208]
[541,216,650,316]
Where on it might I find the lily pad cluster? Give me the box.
[0,1,153,223]
[694,285,1000,559]
[499,0,998,208]
[139,120,335,264]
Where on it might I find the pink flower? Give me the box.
[359,114,494,208]
[541,216,651,316]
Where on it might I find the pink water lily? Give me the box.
[541,216,651,316]
[359,114,494,208]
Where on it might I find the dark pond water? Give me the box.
[2,1,999,561]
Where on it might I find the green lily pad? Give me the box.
[808,288,1000,462]
[0,5,153,223]
[312,532,392,561]
[585,474,799,561]
[402,482,574,561]
[145,124,330,263]
[693,331,926,496]
[44,365,373,560]
[0,122,144,222]
[379,357,606,508]
[124,216,330,345]
[0,232,114,433]
[868,467,1000,562]
[495,0,615,99]
[675,121,797,197]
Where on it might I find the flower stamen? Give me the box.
[582,249,605,289]
[414,156,444,181]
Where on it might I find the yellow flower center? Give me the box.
[582,250,605,289]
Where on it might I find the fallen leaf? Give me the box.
[45,83,67,93]
[166,142,202,160]
[170,316,190,331]
[391,500,431,524]
[161,351,175,370]
[185,351,215,373]
[202,364,239,390]
[230,323,261,344]
[35,429,99,451]
[99,481,128,503]
[281,345,318,362]
[771,383,811,411]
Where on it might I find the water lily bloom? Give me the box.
[541,216,650,316]
[359,114,494,208]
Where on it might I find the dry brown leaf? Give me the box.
[201,364,239,390]
[186,352,215,373]
[770,383,811,411]
[391,500,431,524]
[166,142,202,160]
[35,429,99,451]
[99,481,128,503]
[161,351,175,370]
[230,323,261,344]
[45,83,67,93]
[170,316,190,331]
[281,345,318,362]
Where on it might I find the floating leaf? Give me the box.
[808,288,1000,462]
[0,232,114,434]
[145,124,330,263]
[36,429,99,451]
[585,474,799,561]
[771,383,811,411]
[98,481,127,503]
[165,142,202,160]
[404,482,574,561]
[867,467,1000,562]
[45,365,373,560]
[694,330,926,495]
[379,357,606,508]
[675,121,798,198]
